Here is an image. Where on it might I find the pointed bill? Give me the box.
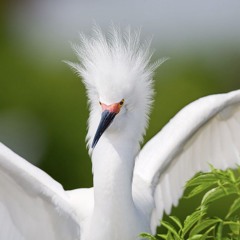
[92,110,117,148]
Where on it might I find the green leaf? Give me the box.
[154,167,240,240]
[169,216,183,230]
[189,219,221,236]
[226,221,240,236]
[182,210,204,236]
[157,234,168,240]
[139,232,157,240]
[161,220,180,239]
[211,168,237,185]
[188,234,204,240]
[226,198,240,218]
[166,232,175,240]
[201,186,237,206]
[186,173,217,188]
[157,233,175,240]
[216,221,223,240]
[185,182,215,198]
[198,225,216,240]
[226,169,237,183]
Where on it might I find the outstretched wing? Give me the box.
[0,143,80,240]
[133,89,240,234]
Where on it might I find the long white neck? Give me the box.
[88,133,141,239]
[92,133,139,212]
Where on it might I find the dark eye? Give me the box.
[119,99,124,106]
[99,101,102,105]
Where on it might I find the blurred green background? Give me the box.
[0,0,240,229]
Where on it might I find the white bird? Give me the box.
[1,26,240,240]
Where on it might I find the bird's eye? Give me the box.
[99,101,102,105]
[119,99,124,106]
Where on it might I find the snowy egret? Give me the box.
[1,26,240,240]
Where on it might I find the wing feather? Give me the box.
[133,90,240,234]
[0,143,80,240]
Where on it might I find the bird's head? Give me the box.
[66,26,165,151]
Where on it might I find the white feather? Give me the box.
[0,143,81,240]
[133,90,240,234]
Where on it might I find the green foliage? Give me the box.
[140,167,240,240]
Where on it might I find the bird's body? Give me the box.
[1,26,240,240]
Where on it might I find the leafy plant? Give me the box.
[140,166,240,240]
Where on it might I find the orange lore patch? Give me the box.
[101,100,124,114]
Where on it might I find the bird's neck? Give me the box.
[87,134,146,240]
[91,133,139,216]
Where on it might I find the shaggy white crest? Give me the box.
[66,26,165,149]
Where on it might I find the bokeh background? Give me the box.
[0,0,240,233]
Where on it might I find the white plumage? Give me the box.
[1,26,240,240]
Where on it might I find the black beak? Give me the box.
[91,110,117,148]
